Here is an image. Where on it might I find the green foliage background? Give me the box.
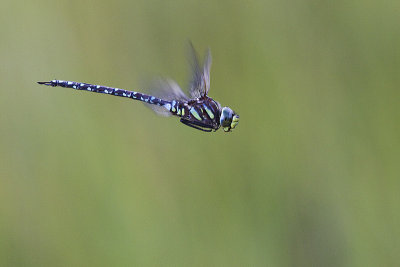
[1,0,399,266]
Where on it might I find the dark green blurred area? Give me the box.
[1,0,399,266]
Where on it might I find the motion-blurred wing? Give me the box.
[188,43,212,98]
[145,77,189,116]
[203,48,211,94]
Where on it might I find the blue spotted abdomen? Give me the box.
[41,80,169,107]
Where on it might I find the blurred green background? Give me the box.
[1,0,399,266]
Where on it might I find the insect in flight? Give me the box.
[38,44,239,132]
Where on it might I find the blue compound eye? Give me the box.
[220,107,233,127]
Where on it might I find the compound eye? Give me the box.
[220,107,234,127]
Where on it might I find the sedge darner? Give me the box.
[38,44,239,132]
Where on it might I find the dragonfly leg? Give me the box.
[180,118,213,132]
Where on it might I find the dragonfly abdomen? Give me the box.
[37,80,170,107]
[163,100,187,117]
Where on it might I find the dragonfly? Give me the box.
[38,44,239,132]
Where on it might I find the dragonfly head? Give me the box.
[220,107,239,132]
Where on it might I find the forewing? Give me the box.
[188,43,212,98]
[203,48,212,95]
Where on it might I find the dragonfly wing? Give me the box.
[188,43,212,98]
[144,77,189,116]
[203,48,212,95]
[150,77,189,101]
